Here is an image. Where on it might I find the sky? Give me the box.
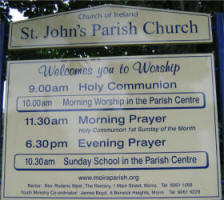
[9,8,27,22]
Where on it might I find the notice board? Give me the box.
[1,54,221,200]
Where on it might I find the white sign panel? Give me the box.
[1,54,221,200]
[9,5,212,49]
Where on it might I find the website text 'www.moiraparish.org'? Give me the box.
[78,175,140,182]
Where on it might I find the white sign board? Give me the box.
[1,54,221,200]
[8,5,212,49]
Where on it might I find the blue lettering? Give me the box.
[92,24,101,36]
[21,27,29,39]
[143,21,155,34]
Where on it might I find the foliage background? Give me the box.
[1,0,224,197]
